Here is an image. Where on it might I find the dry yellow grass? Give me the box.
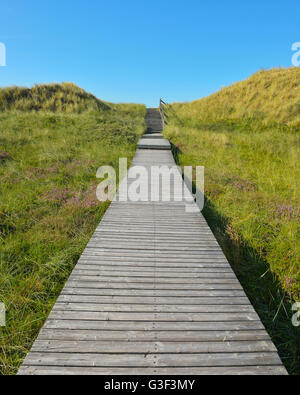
[172,67,300,127]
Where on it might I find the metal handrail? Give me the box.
[159,98,167,129]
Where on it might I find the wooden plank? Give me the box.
[65,280,242,290]
[76,257,230,270]
[61,288,245,297]
[68,270,237,279]
[83,249,227,257]
[18,365,288,375]
[52,303,254,313]
[142,133,163,139]
[91,232,217,237]
[137,138,171,150]
[48,311,260,322]
[44,320,265,331]
[56,294,252,305]
[38,329,271,342]
[31,340,276,353]
[21,352,283,367]
[80,255,228,263]
[68,275,240,285]
[87,244,223,251]
[73,264,233,273]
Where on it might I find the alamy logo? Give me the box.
[0,43,6,67]
[291,42,300,66]
[292,303,300,327]
[96,158,205,213]
[0,303,5,327]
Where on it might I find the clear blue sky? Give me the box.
[0,0,299,107]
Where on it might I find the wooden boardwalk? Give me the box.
[18,109,287,375]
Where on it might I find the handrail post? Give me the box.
[159,98,166,130]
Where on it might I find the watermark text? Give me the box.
[0,42,6,67]
[291,42,300,66]
[0,303,5,327]
[292,303,300,327]
[96,158,204,213]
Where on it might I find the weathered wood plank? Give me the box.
[21,352,283,367]
[18,365,288,375]
[68,270,237,279]
[77,260,231,268]
[56,294,252,305]
[61,288,245,297]
[48,311,260,322]
[38,329,271,342]
[44,320,265,331]
[68,275,240,285]
[52,303,254,313]
[65,280,242,290]
[137,138,171,150]
[80,255,228,263]
[73,264,233,273]
[31,340,276,353]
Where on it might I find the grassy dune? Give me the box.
[0,82,109,113]
[0,84,146,374]
[164,67,300,374]
[172,67,300,126]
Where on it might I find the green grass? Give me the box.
[163,67,300,374]
[0,96,146,374]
